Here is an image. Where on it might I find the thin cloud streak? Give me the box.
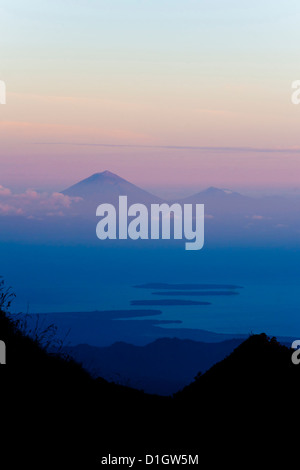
[34,143,300,154]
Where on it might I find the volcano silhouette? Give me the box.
[62,170,163,217]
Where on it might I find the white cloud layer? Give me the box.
[0,185,82,217]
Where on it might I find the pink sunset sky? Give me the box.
[1,0,300,198]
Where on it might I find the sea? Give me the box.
[1,241,299,343]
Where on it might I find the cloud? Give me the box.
[0,185,82,218]
[34,143,300,154]
[0,203,23,215]
[0,185,12,196]
[245,215,271,220]
[275,223,288,228]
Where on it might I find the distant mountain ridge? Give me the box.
[63,337,244,395]
[2,170,297,245]
[60,170,254,219]
[62,171,249,206]
[57,170,300,243]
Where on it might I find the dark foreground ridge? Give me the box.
[0,306,298,466]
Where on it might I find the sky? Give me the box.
[1,0,300,196]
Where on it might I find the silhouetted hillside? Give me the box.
[0,307,166,465]
[176,333,299,403]
[173,333,300,457]
[1,301,298,465]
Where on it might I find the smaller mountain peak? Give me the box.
[221,188,234,195]
[204,187,237,196]
[204,186,224,193]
